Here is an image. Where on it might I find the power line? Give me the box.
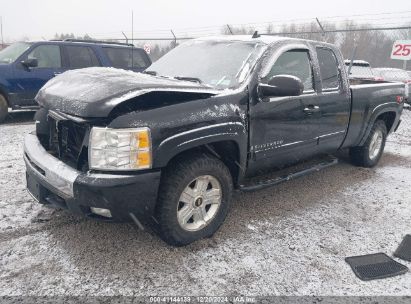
[84,10,411,38]
[264,25,411,36]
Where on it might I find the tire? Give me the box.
[155,153,233,246]
[349,120,387,168]
[0,94,8,123]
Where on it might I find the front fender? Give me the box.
[154,122,247,168]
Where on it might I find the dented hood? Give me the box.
[36,67,218,117]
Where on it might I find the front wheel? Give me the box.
[349,120,387,167]
[0,95,8,123]
[155,154,233,246]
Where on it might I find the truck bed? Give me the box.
[343,82,405,148]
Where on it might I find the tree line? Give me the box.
[220,21,411,69]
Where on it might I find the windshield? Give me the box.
[147,40,265,89]
[0,42,32,64]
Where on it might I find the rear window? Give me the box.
[316,48,340,90]
[65,45,100,68]
[103,47,150,69]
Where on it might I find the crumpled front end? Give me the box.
[24,130,161,222]
[35,67,218,118]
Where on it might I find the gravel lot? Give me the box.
[0,109,410,297]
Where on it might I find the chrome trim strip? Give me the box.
[24,133,79,197]
[280,140,304,147]
[158,122,244,148]
[255,140,307,153]
[177,133,235,147]
[48,110,67,121]
[371,102,398,115]
[318,130,346,138]
[49,110,89,123]
[255,130,346,153]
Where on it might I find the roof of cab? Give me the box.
[194,34,336,48]
[28,39,137,48]
[195,35,288,44]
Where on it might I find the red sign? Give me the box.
[391,40,411,60]
[143,44,151,54]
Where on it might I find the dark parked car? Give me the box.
[0,39,151,122]
[24,36,405,246]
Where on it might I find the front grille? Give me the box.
[48,113,89,169]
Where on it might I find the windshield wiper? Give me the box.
[143,72,203,84]
[173,76,202,84]
[142,70,157,76]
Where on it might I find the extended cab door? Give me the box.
[13,44,64,106]
[315,47,350,152]
[248,47,321,173]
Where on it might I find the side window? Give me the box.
[132,49,150,68]
[65,46,100,69]
[27,45,61,68]
[103,47,150,69]
[266,49,314,91]
[316,48,340,90]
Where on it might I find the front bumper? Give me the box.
[23,132,161,222]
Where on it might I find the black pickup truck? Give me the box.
[24,35,405,246]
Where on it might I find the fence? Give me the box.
[92,20,410,73]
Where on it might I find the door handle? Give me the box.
[53,72,62,76]
[303,105,320,114]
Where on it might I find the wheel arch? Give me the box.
[359,108,398,146]
[156,139,245,187]
[376,111,396,133]
[0,86,9,105]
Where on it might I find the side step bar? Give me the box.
[239,156,338,192]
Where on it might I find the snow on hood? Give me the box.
[35,67,218,117]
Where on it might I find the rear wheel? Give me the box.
[155,154,233,246]
[0,95,8,123]
[349,120,387,167]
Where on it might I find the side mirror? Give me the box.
[21,58,38,68]
[259,75,304,98]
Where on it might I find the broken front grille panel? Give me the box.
[47,112,89,171]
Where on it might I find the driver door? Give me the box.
[249,48,320,174]
[13,44,64,105]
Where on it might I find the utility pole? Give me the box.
[1,16,4,47]
[131,10,134,67]
[131,10,134,45]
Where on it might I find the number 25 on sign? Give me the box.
[391,40,411,60]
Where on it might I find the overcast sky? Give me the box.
[1,0,411,42]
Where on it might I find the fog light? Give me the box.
[90,207,112,218]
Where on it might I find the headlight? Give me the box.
[89,127,151,170]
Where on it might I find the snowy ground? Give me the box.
[0,110,410,297]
